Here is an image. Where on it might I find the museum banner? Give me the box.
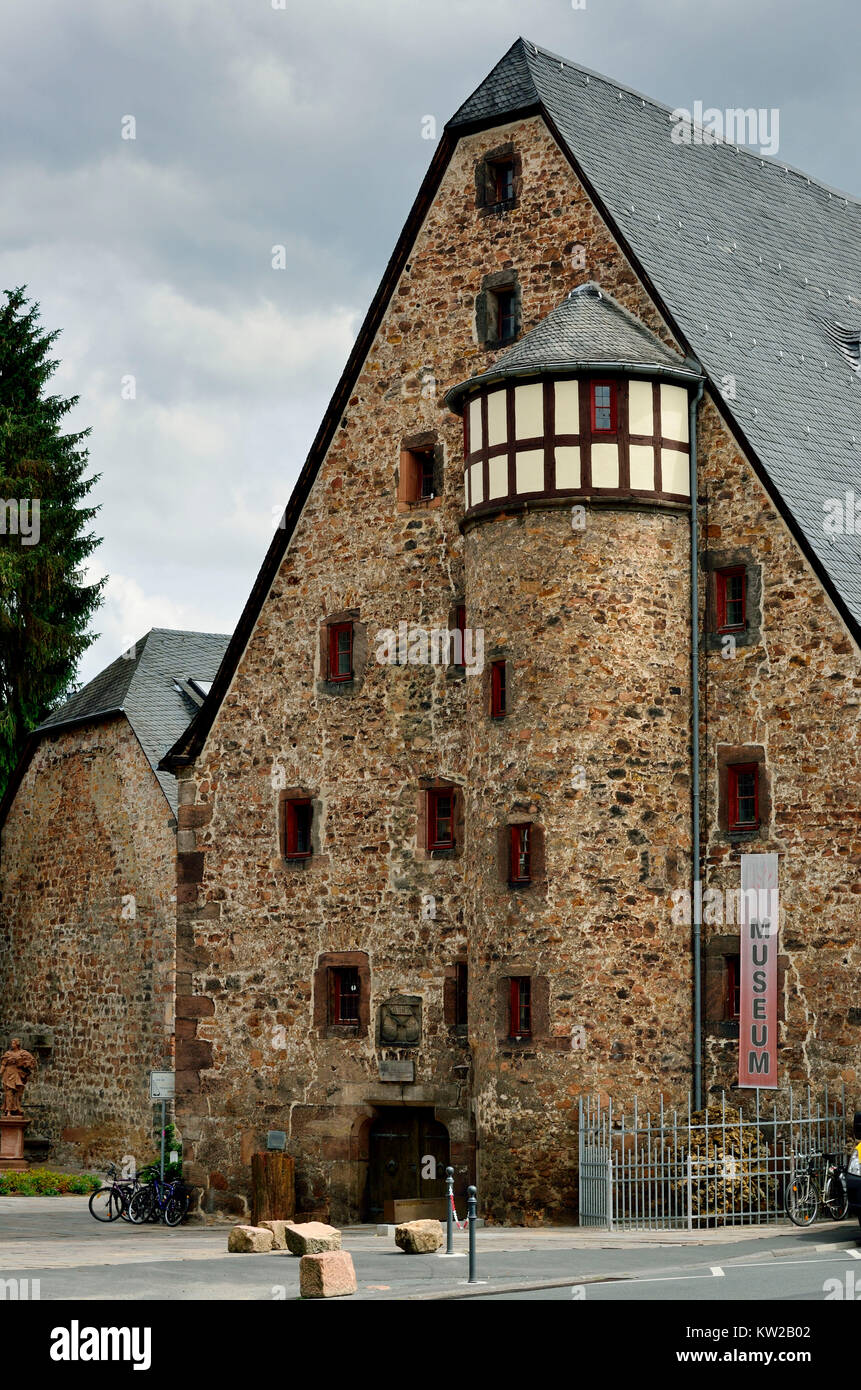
[738,853,779,1089]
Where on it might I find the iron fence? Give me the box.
[578,1086,851,1230]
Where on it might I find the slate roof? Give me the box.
[450,38,861,625]
[36,628,230,814]
[446,282,701,410]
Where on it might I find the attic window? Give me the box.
[490,159,515,205]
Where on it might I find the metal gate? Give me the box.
[578,1086,850,1230]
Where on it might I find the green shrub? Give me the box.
[0,1167,102,1196]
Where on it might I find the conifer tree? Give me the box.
[0,287,104,795]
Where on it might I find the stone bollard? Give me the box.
[259,1220,290,1249]
[227,1224,275,1253]
[299,1250,357,1298]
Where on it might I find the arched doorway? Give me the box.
[368,1107,449,1223]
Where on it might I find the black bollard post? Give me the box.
[445,1165,455,1255]
[467,1185,478,1283]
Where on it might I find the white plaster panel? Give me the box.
[468,396,484,452]
[515,449,545,494]
[469,461,484,505]
[590,442,619,488]
[488,456,508,499]
[629,444,655,491]
[514,383,544,440]
[487,390,508,447]
[661,385,690,442]
[662,448,690,495]
[554,446,581,490]
[554,379,580,434]
[628,380,654,436]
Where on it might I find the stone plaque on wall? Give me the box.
[378,1059,415,1082]
[378,996,421,1047]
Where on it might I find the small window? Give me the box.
[284,798,313,859]
[591,381,617,433]
[450,604,467,669]
[725,955,741,1021]
[402,447,436,503]
[490,660,507,719]
[490,159,515,205]
[455,961,468,1029]
[508,977,532,1039]
[329,966,360,1025]
[728,763,759,831]
[328,622,353,682]
[428,788,455,851]
[496,289,517,344]
[716,567,746,633]
[509,824,532,884]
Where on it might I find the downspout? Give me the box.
[690,377,705,1111]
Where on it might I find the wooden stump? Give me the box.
[251,1152,295,1225]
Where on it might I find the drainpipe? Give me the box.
[689,377,705,1112]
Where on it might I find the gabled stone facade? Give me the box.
[167,89,861,1225]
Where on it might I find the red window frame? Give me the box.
[427,787,455,851]
[728,763,759,831]
[490,659,507,718]
[328,621,353,682]
[491,158,515,204]
[590,380,618,434]
[496,289,516,343]
[508,977,532,1039]
[284,797,313,859]
[454,961,468,1028]
[509,824,532,884]
[330,966,360,1025]
[725,955,741,1021]
[716,566,746,633]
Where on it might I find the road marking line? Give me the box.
[848,1249,861,1259]
[710,1266,725,1276]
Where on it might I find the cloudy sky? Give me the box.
[1,0,857,684]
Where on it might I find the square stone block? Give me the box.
[227,1224,275,1253]
[299,1251,357,1299]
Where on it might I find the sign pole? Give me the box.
[160,1100,166,1181]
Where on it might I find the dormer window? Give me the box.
[591,381,617,433]
[490,158,515,205]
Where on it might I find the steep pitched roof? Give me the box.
[451,38,861,624]
[446,282,701,409]
[162,37,861,770]
[3,628,230,822]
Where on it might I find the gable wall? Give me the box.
[0,717,176,1169]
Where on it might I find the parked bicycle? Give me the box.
[127,1173,187,1227]
[785,1151,849,1226]
[88,1162,142,1223]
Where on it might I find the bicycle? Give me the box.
[88,1163,142,1223]
[128,1173,186,1227]
[785,1151,849,1226]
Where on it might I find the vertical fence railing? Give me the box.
[579,1086,850,1230]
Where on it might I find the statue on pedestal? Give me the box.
[1,1039,36,1117]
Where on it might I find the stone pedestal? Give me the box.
[0,1117,28,1171]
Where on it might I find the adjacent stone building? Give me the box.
[152,37,860,1224]
[0,629,229,1168]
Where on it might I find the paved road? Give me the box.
[2,1197,860,1302]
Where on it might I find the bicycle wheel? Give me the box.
[128,1186,154,1224]
[823,1172,849,1221]
[117,1183,136,1223]
[89,1186,122,1222]
[786,1168,818,1226]
[163,1196,184,1227]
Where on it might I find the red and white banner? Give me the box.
[738,853,779,1089]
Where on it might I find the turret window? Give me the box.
[509,824,532,884]
[428,788,456,851]
[495,289,517,344]
[591,380,617,433]
[284,798,313,859]
[508,977,532,1039]
[490,659,507,718]
[328,622,353,681]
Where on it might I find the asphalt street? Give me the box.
[3,1196,861,1303]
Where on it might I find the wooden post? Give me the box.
[251,1152,295,1225]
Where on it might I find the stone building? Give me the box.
[162,38,861,1223]
[0,628,228,1168]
